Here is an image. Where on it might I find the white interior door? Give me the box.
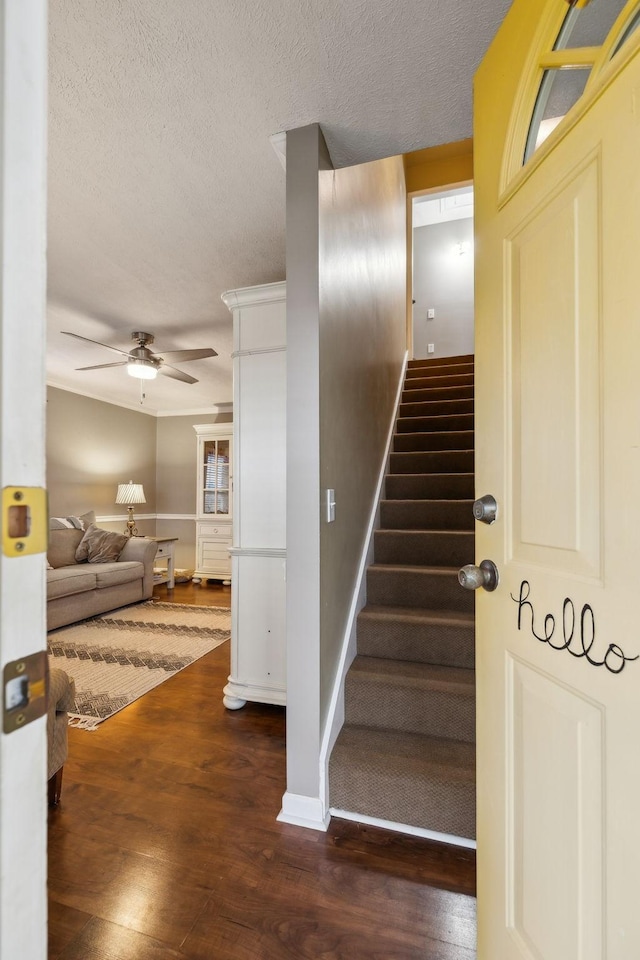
[0,2,48,958]
[474,1,640,957]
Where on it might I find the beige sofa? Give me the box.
[47,524,158,631]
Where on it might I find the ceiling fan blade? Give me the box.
[75,361,128,371]
[155,348,217,363]
[158,364,198,384]
[61,331,130,358]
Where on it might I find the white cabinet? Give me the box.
[221,281,286,709]
[193,423,233,584]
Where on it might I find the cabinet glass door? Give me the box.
[203,439,230,515]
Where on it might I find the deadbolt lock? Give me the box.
[473,494,498,525]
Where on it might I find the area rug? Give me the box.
[47,601,230,729]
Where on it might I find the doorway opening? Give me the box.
[411,186,474,361]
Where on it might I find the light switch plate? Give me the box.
[324,488,336,523]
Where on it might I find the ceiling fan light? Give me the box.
[127,359,157,380]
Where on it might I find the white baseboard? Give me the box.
[330,808,476,849]
[277,792,330,832]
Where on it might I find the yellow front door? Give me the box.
[475,1,640,956]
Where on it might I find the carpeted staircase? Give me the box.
[329,354,476,840]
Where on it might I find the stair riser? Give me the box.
[345,676,475,742]
[402,386,474,403]
[400,399,474,418]
[393,431,474,453]
[329,758,476,838]
[357,615,475,668]
[396,414,474,434]
[405,363,474,379]
[385,474,475,500]
[380,499,474,530]
[374,531,474,567]
[404,375,474,392]
[367,567,474,612]
[407,354,474,369]
[390,451,474,475]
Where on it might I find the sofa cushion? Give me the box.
[75,525,128,564]
[48,528,85,568]
[93,561,143,589]
[49,510,95,531]
[47,566,97,600]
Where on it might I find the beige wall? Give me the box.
[155,412,232,569]
[46,387,157,537]
[46,388,232,566]
[318,154,407,716]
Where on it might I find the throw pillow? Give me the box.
[48,528,86,568]
[49,510,96,531]
[75,524,128,564]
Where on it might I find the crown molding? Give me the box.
[269,131,287,171]
[221,280,286,311]
[155,403,233,418]
[47,382,232,419]
[46,380,158,416]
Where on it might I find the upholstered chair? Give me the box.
[48,667,75,806]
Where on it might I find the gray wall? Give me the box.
[285,123,406,806]
[412,218,474,359]
[318,157,406,716]
[286,124,327,801]
[46,388,232,564]
[46,387,157,537]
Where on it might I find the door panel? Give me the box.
[508,158,602,577]
[508,656,603,960]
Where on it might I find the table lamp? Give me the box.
[115,481,146,537]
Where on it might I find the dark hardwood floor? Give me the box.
[48,582,476,959]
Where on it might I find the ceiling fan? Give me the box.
[61,330,218,384]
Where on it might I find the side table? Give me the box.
[145,536,178,589]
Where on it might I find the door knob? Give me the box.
[473,494,498,524]
[458,559,500,592]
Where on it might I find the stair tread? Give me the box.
[396,415,474,423]
[392,448,474,455]
[388,473,475,480]
[393,430,474,439]
[380,497,474,503]
[332,724,475,780]
[351,655,475,694]
[385,470,475,484]
[377,528,473,536]
[359,604,474,626]
[408,353,474,363]
[370,562,461,574]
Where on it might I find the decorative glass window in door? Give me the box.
[521,0,640,167]
[203,439,230,515]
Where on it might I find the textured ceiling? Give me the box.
[47,0,511,415]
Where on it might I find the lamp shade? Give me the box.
[115,481,146,505]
